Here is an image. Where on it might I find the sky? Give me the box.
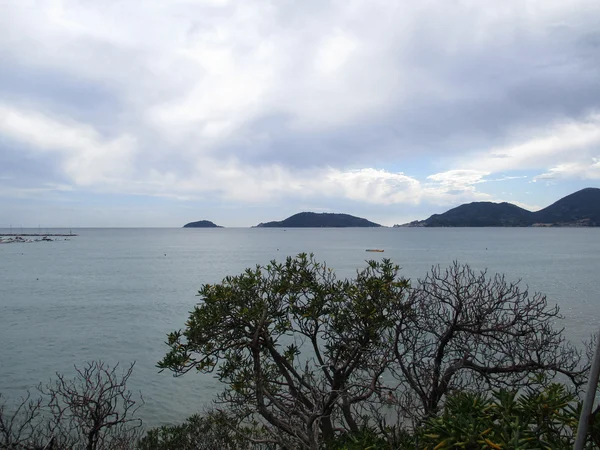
[1,0,599,227]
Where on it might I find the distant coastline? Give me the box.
[395,187,600,227]
[177,188,599,229]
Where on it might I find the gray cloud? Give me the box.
[0,0,599,226]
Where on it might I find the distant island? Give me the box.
[396,187,600,227]
[183,220,223,228]
[255,212,381,228]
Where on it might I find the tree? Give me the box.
[0,391,45,449]
[388,262,585,422]
[0,361,143,450]
[158,254,409,450]
[159,257,587,448]
[39,361,143,450]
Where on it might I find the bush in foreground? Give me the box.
[2,257,594,449]
[138,411,244,450]
[0,361,142,450]
[159,254,410,449]
[159,254,590,449]
[420,378,600,449]
[389,261,584,422]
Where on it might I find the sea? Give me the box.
[0,227,598,428]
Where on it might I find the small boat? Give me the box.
[366,249,384,252]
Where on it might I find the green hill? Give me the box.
[532,187,600,226]
[425,202,533,227]
[255,212,381,228]
[183,220,222,228]
[397,188,600,227]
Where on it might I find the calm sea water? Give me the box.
[0,227,598,427]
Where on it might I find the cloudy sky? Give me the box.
[1,0,599,227]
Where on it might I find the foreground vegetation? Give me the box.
[2,255,598,449]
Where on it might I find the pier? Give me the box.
[0,233,78,237]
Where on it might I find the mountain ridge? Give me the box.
[255,212,381,228]
[396,188,600,227]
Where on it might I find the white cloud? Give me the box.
[0,100,435,205]
[0,102,493,207]
[426,170,490,189]
[535,158,600,180]
[420,170,492,205]
[319,168,422,204]
[0,0,599,225]
[314,30,359,75]
[124,164,424,205]
[0,103,137,186]
[131,164,493,207]
[2,1,598,146]
[0,99,505,209]
[463,112,600,174]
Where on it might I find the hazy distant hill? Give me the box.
[532,188,600,226]
[396,188,600,227]
[256,212,381,228]
[424,202,533,227]
[183,220,222,228]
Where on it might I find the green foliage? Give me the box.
[324,426,389,450]
[325,425,417,450]
[420,380,599,450]
[1,255,594,450]
[158,256,590,449]
[137,411,254,450]
[159,253,410,449]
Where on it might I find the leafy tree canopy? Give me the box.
[159,255,588,450]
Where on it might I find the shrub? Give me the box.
[159,256,588,449]
[0,361,142,450]
[420,379,598,449]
